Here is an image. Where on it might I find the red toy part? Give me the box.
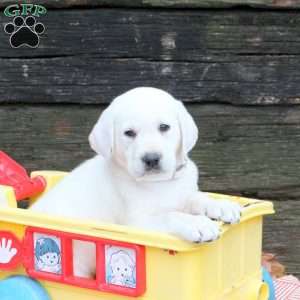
[0,151,46,201]
[23,227,146,297]
[0,231,23,270]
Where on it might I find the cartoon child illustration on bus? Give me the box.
[106,247,136,288]
[34,236,61,274]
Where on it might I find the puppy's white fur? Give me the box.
[31,87,241,277]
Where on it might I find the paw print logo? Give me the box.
[4,16,45,48]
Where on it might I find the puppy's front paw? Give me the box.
[206,200,241,224]
[170,214,220,243]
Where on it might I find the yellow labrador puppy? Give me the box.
[32,87,241,277]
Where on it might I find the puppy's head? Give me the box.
[89,87,198,181]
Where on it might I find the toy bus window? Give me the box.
[33,233,62,275]
[72,239,96,279]
[104,245,136,288]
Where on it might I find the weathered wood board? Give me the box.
[1,103,299,274]
[1,9,300,105]
[2,103,300,199]
[0,0,300,9]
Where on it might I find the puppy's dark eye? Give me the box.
[124,129,137,138]
[159,124,170,132]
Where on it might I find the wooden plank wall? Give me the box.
[0,0,300,9]
[0,2,299,275]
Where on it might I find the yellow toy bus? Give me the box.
[0,153,274,300]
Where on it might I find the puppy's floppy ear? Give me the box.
[175,100,198,161]
[89,106,114,158]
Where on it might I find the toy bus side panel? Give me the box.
[144,216,264,300]
[0,214,267,300]
[221,216,265,300]
[178,216,265,300]
[244,217,263,277]
[0,218,210,300]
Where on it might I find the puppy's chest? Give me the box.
[119,181,190,214]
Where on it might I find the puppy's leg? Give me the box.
[73,240,96,278]
[188,191,242,224]
[128,212,220,243]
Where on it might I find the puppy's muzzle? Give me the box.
[141,152,162,171]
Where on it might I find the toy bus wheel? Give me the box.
[258,282,269,300]
[246,279,269,300]
[0,275,50,300]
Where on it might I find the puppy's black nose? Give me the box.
[142,153,161,170]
